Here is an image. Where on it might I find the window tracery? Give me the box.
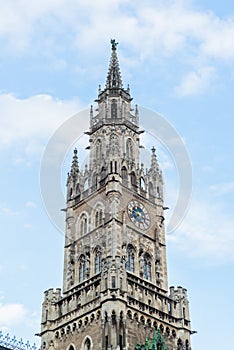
[143,253,152,281]
[79,254,86,282]
[126,245,135,273]
[95,207,103,227]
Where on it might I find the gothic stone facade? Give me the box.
[40,41,192,350]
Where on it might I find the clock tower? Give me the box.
[40,40,193,350]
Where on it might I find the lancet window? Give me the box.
[126,138,133,159]
[95,207,103,227]
[79,255,87,282]
[126,245,135,273]
[94,247,102,274]
[143,253,152,281]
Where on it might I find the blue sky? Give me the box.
[1,0,234,349]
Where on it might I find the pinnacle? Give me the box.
[150,146,159,172]
[70,148,79,177]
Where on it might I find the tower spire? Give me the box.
[106,39,122,89]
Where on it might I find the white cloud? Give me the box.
[209,182,234,195]
[174,66,216,96]
[0,303,27,327]
[0,1,233,97]
[0,206,19,216]
[168,196,234,264]
[0,93,82,151]
[0,1,234,63]
[25,201,37,209]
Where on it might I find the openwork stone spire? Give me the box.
[150,146,160,172]
[70,148,79,178]
[106,39,122,89]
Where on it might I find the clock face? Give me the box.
[127,200,151,230]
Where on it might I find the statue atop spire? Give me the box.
[111,39,118,50]
[106,39,122,89]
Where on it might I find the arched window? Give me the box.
[79,255,86,282]
[140,177,146,191]
[80,214,88,236]
[84,338,91,350]
[143,253,151,281]
[95,208,103,227]
[96,139,102,160]
[94,248,102,274]
[177,339,183,350]
[121,166,128,185]
[130,171,137,189]
[84,178,89,191]
[126,139,133,159]
[126,245,135,273]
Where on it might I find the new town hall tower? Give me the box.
[40,41,193,350]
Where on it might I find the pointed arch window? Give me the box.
[126,244,135,273]
[130,171,137,190]
[126,139,133,159]
[95,208,103,227]
[121,166,128,185]
[79,255,86,282]
[84,338,91,350]
[95,248,102,274]
[143,254,151,281]
[126,252,135,273]
[140,177,146,191]
[84,178,89,191]
[80,214,88,236]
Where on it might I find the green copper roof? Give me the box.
[135,328,168,350]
